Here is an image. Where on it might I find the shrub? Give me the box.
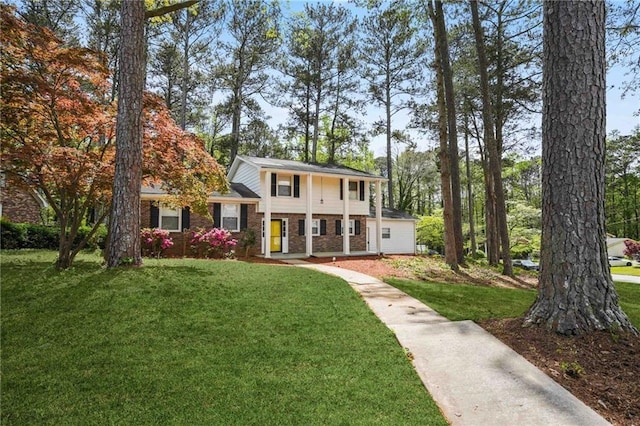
[191,227,237,258]
[26,224,59,249]
[76,224,107,250]
[141,228,174,258]
[1,219,109,251]
[0,219,28,249]
[240,228,257,257]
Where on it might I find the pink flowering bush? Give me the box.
[141,228,174,258]
[623,239,640,262]
[191,227,237,258]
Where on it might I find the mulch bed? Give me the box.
[479,318,640,426]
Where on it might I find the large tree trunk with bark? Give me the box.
[434,0,464,264]
[429,0,457,269]
[105,0,145,268]
[524,0,636,335]
[470,0,512,276]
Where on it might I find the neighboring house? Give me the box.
[142,155,417,257]
[0,175,48,224]
[607,237,632,258]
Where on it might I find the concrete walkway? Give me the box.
[283,259,610,426]
[612,274,640,284]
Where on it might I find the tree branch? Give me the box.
[145,0,199,19]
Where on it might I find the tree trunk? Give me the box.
[230,86,242,165]
[105,0,145,268]
[524,0,636,335]
[385,80,394,208]
[429,0,457,269]
[464,117,477,254]
[434,0,464,264]
[470,0,512,276]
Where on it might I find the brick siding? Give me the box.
[0,186,44,224]
[141,200,261,257]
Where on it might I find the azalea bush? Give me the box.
[191,227,237,258]
[141,228,174,258]
[623,240,640,262]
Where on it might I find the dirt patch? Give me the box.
[304,254,538,289]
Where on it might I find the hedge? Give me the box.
[0,219,107,250]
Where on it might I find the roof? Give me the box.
[369,206,418,220]
[141,182,260,200]
[231,155,386,180]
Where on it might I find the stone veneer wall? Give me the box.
[141,200,261,257]
[0,186,43,224]
[264,213,367,254]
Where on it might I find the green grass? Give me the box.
[386,278,537,321]
[386,277,640,328]
[611,265,640,276]
[615,282,640,327]
[1,250,447,425]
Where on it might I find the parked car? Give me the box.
[512,259,539,271]
[608,256,632,267]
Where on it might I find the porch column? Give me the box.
[306,173,313,256]
[376,179,383,255]
[264,171,272,258]
[343,177,350,255]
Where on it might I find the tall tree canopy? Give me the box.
[0,5,226,269]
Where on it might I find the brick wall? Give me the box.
[264,213,367,254]
[141,200,261,257]
[0,186,44,224]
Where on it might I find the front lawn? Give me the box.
[386,277,640,327]
[386,278,536,321]
[1,250,447,425]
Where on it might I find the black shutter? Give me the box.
[298,219,305,236]
[355,220,361,235]
[271,173,277,196]
[150,204,159,228]
[213,203,221,227]
[336,220,342,236]
[182,207,190,230]
[339,178,343,200]
[320,219,326,235]
[293,175,300,198]
[359,181,365,201]
[240,204,248,230]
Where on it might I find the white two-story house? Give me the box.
[141,155,417,258]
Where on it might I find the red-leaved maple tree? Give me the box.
[0,6,227,269]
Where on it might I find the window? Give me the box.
[349,181,358,200]
[337,219,356,236]
[160,206,181,231]
[222,204,240,231]
[382,227,391,239]
[278,176,291,196]
[311,219,320,236]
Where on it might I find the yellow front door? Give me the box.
[270,220,282,252]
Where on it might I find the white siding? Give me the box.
[257,174,371,215]
[232,162,261,195]
[366,219,416,254]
